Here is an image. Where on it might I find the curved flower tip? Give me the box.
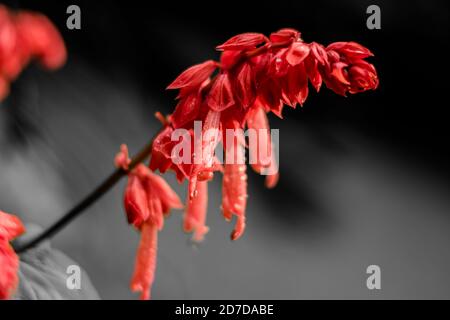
[265,172,279,189]
[0,210,25,300]
[130,221,158,300]
[231,216,246,241]
[184,180,209,242]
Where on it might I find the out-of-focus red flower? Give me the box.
[115,145,183,300]
[0,4,66,102]
[0,210,25,300]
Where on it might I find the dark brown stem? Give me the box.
[14,137,156,253]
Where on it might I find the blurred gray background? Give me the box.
[1,0,449,299]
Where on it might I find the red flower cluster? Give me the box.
[0,210,25,300]
[0,5,66,101]
[152,28,378,238]
[119,28,378,299]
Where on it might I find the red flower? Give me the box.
[323,42,378,95]
[130,28,378,299]
[115,145,183,299]
[0,5,66,101]
[0,210,25,300]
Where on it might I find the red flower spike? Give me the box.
[206,73,235,112]
[184,180,209,242]
[167,60,217,90]
[140,28,378,298]
[0,211,25,300]
[285,41,310,66]
[130,221,158,300]
[216,33,266,51]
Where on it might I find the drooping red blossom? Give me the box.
[118,28,377,299]
[0,210,25,300]
[115,145,183,299]
[0,5,66,101]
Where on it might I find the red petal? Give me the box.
[309,42,329,66]
[331,62,350,85]
[246,106,272,172]
[258,79,283,117]
[216,33,266,51]
[305,55,322,92]
[171,92,201,128]
[147,172,183,215]
[234,62,256,108]
[130,221,158,300]
[206,73,235,112]
[220,50,242,70]
[167,60,217,90]
[269,28,300,44]
[285,42,310,66]
[124,172,150,229]
[327,42,373,60]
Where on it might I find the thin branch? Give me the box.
[14,138,155,253]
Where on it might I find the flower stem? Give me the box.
[14,138,155,253]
